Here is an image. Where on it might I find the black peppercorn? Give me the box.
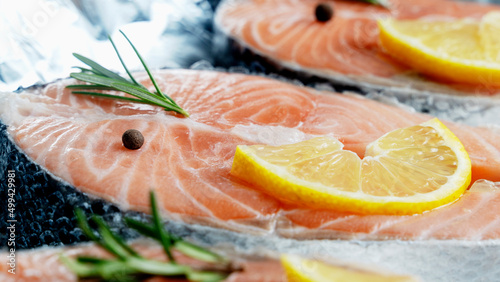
[122,129,144,150]
[315,2,333,22]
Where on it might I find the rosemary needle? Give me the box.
[62,191,229,281]
[150,191,175,262]
[67,31,189,117]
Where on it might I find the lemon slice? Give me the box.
[280,254,418,282]
[378,12,500,86]
[230,118,471,215]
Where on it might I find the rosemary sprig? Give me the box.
[61,191,228,281]
[150,191,176,262]
[125,192,225,265]
[67,31,189,117]
[124,218,225,264]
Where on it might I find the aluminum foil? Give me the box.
[0,0,215,91]
[3,0,498,91]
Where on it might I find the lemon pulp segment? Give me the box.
[231,118,471,215]
[378,12,500,86]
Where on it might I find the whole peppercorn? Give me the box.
[315,2,333,22]
[122,129,144,150]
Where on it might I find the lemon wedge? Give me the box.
[280,254,418,282]
[230,118,471,215]
[378,12,500,86]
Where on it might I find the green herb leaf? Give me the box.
[68,31,189,117]
[66,84,115,90]
[69,72,123,88]
[92,215,141,259]
[65,191,231,281]
[69,72,184,114]
[127,257,189,276]
[73,53,130,83]
[76,256,110,264]
[97,259,137,280]
[60,254,100,277]
[118,30,167,101]
[125,217,223,264]
[110,81,186,114]
[70,91,147,104]
[74,208,99,242]
[71,66,100,74]
[108,34,143,87]
[174,241,225,264]
[124,217,157,238]
[150,191,176,262]
[186,270,227,282]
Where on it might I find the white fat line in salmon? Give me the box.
[6,169,16,275]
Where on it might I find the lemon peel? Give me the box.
[378,12,500,86]
[231,118,471,215]
[280,254,418,282]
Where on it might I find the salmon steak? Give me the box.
[0,238,422,282]
[0,240,287,282]
[214,0,500,96]
[1,69,500,240]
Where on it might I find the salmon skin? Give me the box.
[214,0,500,97]
[1,69,500,240]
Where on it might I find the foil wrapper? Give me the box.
[1,0,500,91]
[0,0,215,91]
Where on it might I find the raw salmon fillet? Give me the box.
[1,69,500,239]
[0,238,418,282]
[0,240,286,282]
[215,0,500,96]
